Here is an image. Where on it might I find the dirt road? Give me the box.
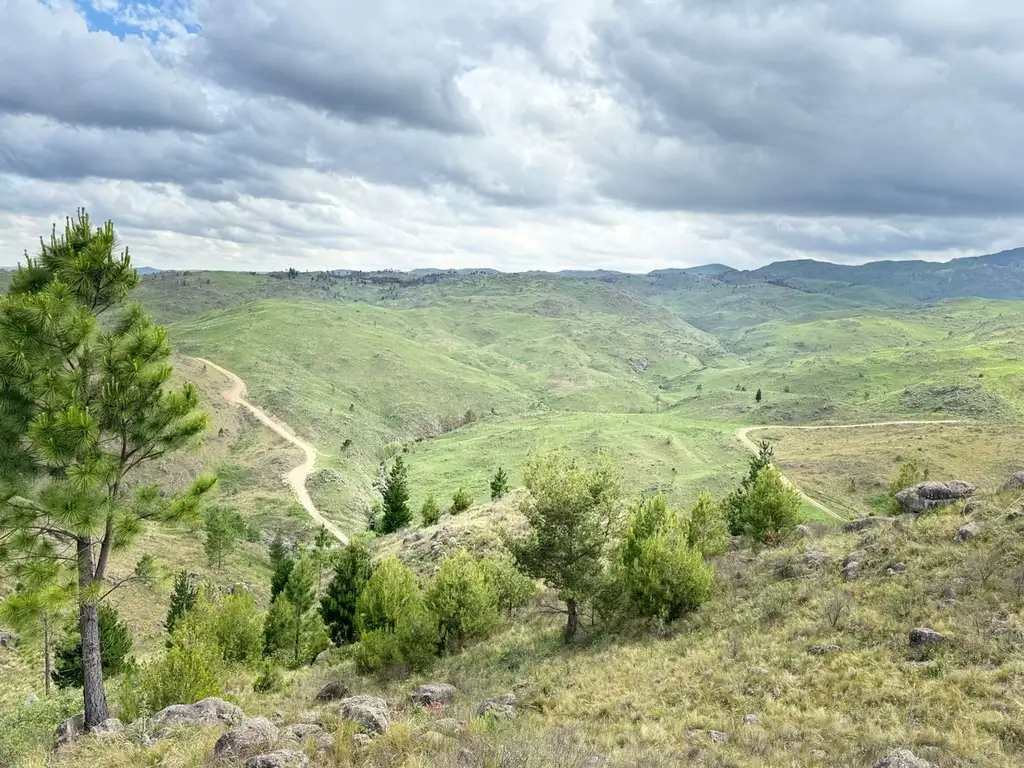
[735,420,964,523]
[193,357,349,544]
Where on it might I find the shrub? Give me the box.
[479,555,537,616]
[165,570,198,636]
[52,603,133,689]
[735,466,802,545]
[420,494,441,526]
[355,557,438,673]
[357,557,422,634]
[253,661,284,693]
[725,440,774,536]
[451,487,473,514]
[687,490,729,557]
[178,587,263,666]
[490,467,510,501]
[139,622,226,712]
[425,550,499,652]
[0,690,79,766]
[884,460,924,513]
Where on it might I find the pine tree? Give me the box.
[320,540,373,645]
[379,456,412,534]
[0,572,72,696]
[755,388,763,403]
[725,440,774,535]
[490,467,510,501]
[312,526,333,593]
[0,212,214,727]
[165,570,198,636]
[203,506,240,570]
[270,554,295,601]
[52,604,133,690]
[268,533,288,572]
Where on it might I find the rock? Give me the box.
[708,730,728,744]
[748,666,770,676]
[842,550,867,568]
[1007,510,1024,522]
[857,531,879,548]
[802,551,831,569]
[214,717,279,759]
[411,683,457,707]
[909,627,947,647]
[339,695,390,735]
[808,644,842,656]
[961,500,985,516]
[477,692,517,721]
[874,749,934,768]
[433,718,467,735]
[283,723,334,754]
[1001,472,1024,492]
[954,522,980,542]
[886,562,907,576]
[843,516,895,533]
[92,718,125,740]
[352,733,373,749]
[743,714,759,725]
[895,481,976,514]
[55,714,85,747]
[312,649,331,666]
[842,561,861,582]
[244,750,311,768]
[315,680,349,702]
[151,697,244,733]
[0,629,19,649]
[793,524,812,539]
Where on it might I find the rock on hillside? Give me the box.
[895,481,975,514]
[149,697,244,736]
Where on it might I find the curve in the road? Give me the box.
[736,420,965,523]
[192,357,349,545]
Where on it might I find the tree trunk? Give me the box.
[79,599,109,727]
[43,615,51,697]
[563,597,579,644]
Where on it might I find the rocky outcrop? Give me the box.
[477,692,517,721]
[339,696,390,735]
[213,717,278,759]
[842,561,862,581]
[842,516,895,533]
[315,680,349,702]
[411,683,457,707]
[150,697,244,735]
[895,481,975,514]
[244,750,311,768]
[874,749,934,768]
[909,627,947,647]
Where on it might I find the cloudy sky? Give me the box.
[2,0,1023,272]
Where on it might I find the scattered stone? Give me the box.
[954,522,980,542]
[55,714,85,747]
[1007,510,1024,522]
[315,680,349,702]
[433,718,467,735]
[802,551,831,569]
[0,629,19,649]
[477,692,517,721]
[748,666,770,676]
[874,749,934,768]
[411,683,457,707]
[961,499,985,516]
[909,627,947,647]
[895,481,976,514]
[843,516,895,533]
[708,730,728,744]
[339,695,390,735]
[886,562,908,576]
[793,524,812,539]
[842,561,862,582]
[312,649,331,666]
[92,718,125,740]
[1001,472,1024,492]
[283,723,334,754]
[352,733,373,749]
[857,531,879,548]
[243,750,311,768]
[842,550,867,568]
[743,714,759,725]
[296,710,321,725]
[214,717,279,759]
[150,697,244,733]
[808,644,842,656]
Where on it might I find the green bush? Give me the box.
[478,555,537,616]
[138,622,226,712]
[0,690,79,766]
[253,661,284,693]
[734,466,802,545]
[355,557,438,673]
[356,557,423,634]
[420,494,441,526]
[686,490,730,557]
[52,603,133,689]
[425,550,499,652]
[179,587,263,666]
[451,487,473,514]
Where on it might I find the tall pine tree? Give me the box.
[320,540,373,645]
[0,212,214,727]
[379,456,411,533]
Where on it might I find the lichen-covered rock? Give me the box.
[243,750,311,768]
[808,644,842,656]
[283,723,334,754]
[339,696,390,734]
[315,680,349,702]
[92,718,125,740]
[55,714,85,747]
[151,697,244,733]
[0,629,19,649]
[842,550,867,568]
[896,481,975,514]
[477,692,517,721]
[842,561,862,581]
[874,749,934,768]
[1001,472,1024,492]
[743,714,759,725]
[843,516,895,533]
[214,717,278,759]
[954,522,980,542]
[909,627,947,647]
[411,683,457,707]
[708,730,728,743]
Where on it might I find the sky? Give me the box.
[2,0,1024,273]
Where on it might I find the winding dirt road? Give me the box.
[735,420,964,522]
[193,357,349,544]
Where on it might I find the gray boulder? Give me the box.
[244,750,311,768]
[411,683,457,707]
[315,680,349,702]
[707,730,728,743]
[842,561,861,582]
[92,718,125,740]
[55,714,85,747]
[802,551,831,569]
[0,629,19,649]
[477,692,517,721]
[842,550,867,568]
[793,524,812,539]
[214,717,278,759]
[909,627,947,647]
[743,714,760,725]
[283,723,333,754]
[954,522,980,542]
[1001,472,1024,492]
[961,499,985,516]
[339,695,390,735]
[151,697,244,731]
[874,749,934,768]
[843,516,895,533]
[895,481,975,514]
[808,644,842,656]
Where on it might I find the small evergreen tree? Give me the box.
[725,440,775,535]
[755,388,762,403]
[177,587,263,667]
[379,456,412,534]
[736,466,802,545]
[320,540,373,646]
[425,550,499,653]
[203,505,242,569]
[687,491,730,557]
[53,604,133,689]
[509,450,622,643]
[478,556,536,616]
[354,557,436,673]
[268,533,288,571]
[165,570,198,636]
[421,494,441,526]
[451,487,473,514]
[270,552,295,601]
[490,467,510,501]
[312,526,333,593]
[282,557,324,666]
